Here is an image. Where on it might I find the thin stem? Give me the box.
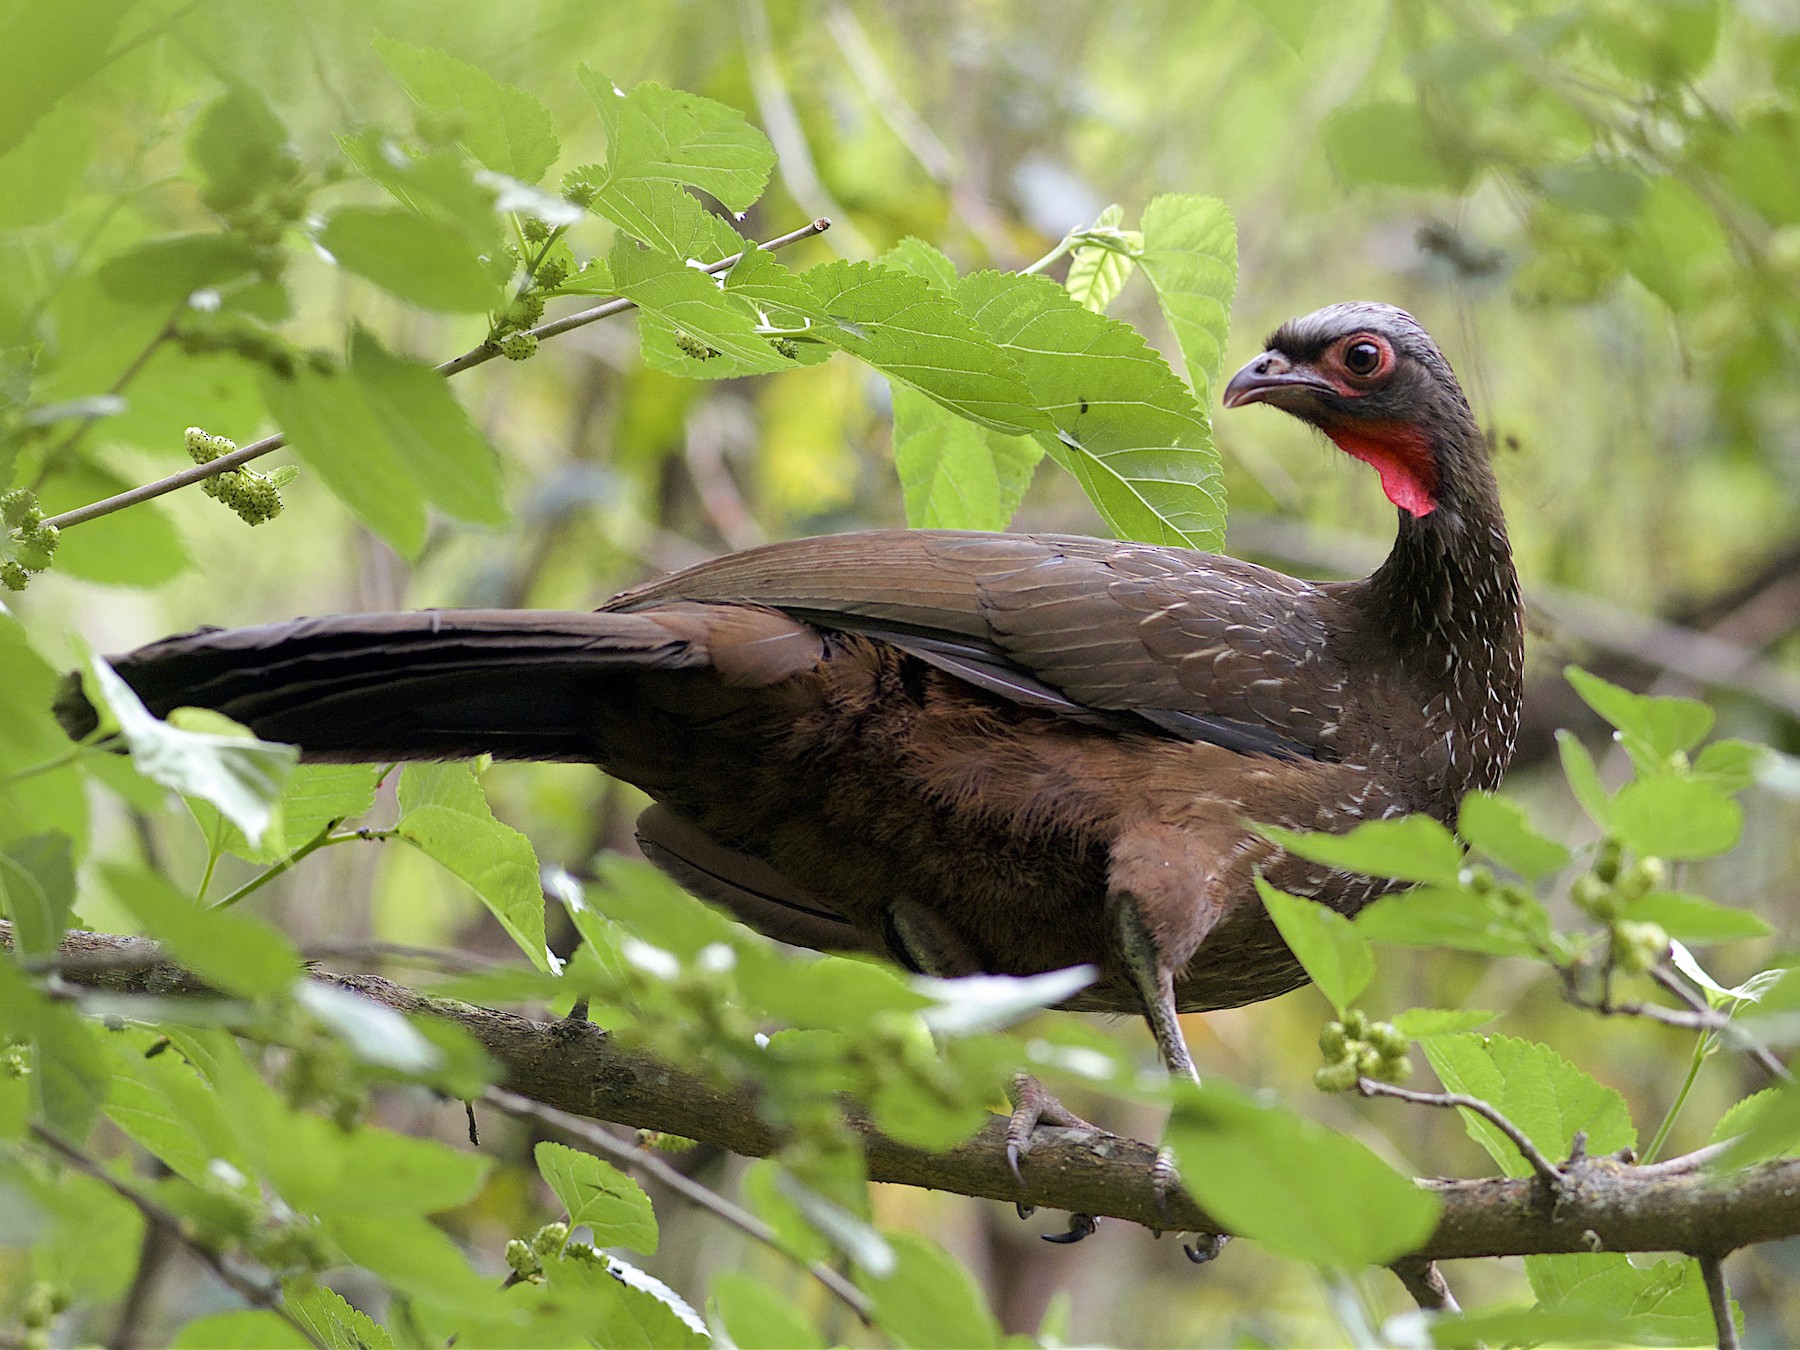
[1358,1078,1565,1185]
[2,746,85,785]
[29,1123,326,1350]
[207,826,394,911]
[1019,235,1075,276]
[40,218,832,532]
[1700,1253,1739,1350]
[1644,1031,1711,1165]
[482,1087,874,1324]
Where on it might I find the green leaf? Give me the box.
[1063,205,1137,314]
[858,1231,999,1349]
[34,460,190,587]
[0,100,91,229]
[1624,176,1730,311]
[296,982,444,1074]
[339,132,503,252]
[1356,885,1549,958]
[612,239,794,377]
[1611,775,1742,859]
[104,862,299,998]
[534,1140,658,1253]
[325,1213,491,1310]
[98,233,264,306]
[0,958,106,1135]
[0,618,88,848]
[286,1284,395,1350]
[36,1168,145,1302]
[883,236,960,292]
[1624,890,1770,943]
[709,1271,826,1350]
[259,364,428,558]
[954,268,1226,549]
[0,0,131,157]
[1556,730,1613,826]
[1527,1253,1726,1347]
[349,328,508,525]
[103,1033,244,1185]
[802,260,1041,433]
[1260,815,1464,886]
[1711,1084,1800,1165]
[1166,1078,1439,1266]
[1136,193,1237,403]
[579,66,774,211]
[0,833,73,960]
[1322,101,1452,189]
[318,206,501,313]
[1255,876,1371,1014]
[189,85,295,214]
[172,1310,310,1348]
[1692,738,1769,793]
[1422,1033,1634,1177]
[397,762,550,971]
[189,763,383,865]
[892,383,1041,530]
[85,658,296,848]
[374,37,559,183]
[1457,791,1571,880]
[1389,1007,1496,1039]
[1565,666,1714,762]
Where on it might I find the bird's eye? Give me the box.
[1342,338,1384,377]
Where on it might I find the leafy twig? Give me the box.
[1356,1078,1565,1186]
[480,1086,874,1323]
[39,218,833,532]
[29,1123,327,1350]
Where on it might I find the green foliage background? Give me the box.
[3,0,1800,1345]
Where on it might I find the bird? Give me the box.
[58,302,1522,1140]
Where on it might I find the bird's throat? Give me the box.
[1324,421,1439,517]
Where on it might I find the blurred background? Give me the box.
[11,0,1800,1342]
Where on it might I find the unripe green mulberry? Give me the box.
[500,331,538,361]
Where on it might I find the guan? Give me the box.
[59,303,1523,1141]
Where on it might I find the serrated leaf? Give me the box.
[580,66,774,210]
[0,957,106,1135]
[883,236,960,292]
[710,1271,826,1349]
[188,763,383,866]
[1611,775,1742,859]
[612,239,793,377]
[954,268,1225,549]
[350,328,508,525]
[286,1283,395,1350]
[318,206,501,313]
[374,37,558,183]
[325,1214,490,1310]
[259,364,428,558]
[1260,815,1464,886]
[1711,1084,1800,1165]
[1624,890,1770,943]
[1422,1033,1634,1177]
[1556,730,1612,826]
[858,1231,999,1349]
[1457,791,1571,880]
[1566,666,1714,763]
[1255,876,1371,1013]
[339,132,503,253]
[1137,193,1236,403]
[1356,884,1549,957]
[1527,1254,1726,1347]
[1166,1079,1439,1266]
[802,259,1041,432]
[172,1310,310,1348]
[104,862,299,998]
[1389,1007,1496,1038]
[535,1140,658,1253]
[891,383,1041,530]
[397,762,550,971]
[1064,205,1136,314]
[85,658,296,848]
[104,1033,243,1185]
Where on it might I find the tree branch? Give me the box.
[15,921,1800,1266]
[1356,1078,1566,1186]
[38,218,832,532]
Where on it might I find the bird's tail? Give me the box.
[54,605,817,763]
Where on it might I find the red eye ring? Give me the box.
[1337,333,1393,382]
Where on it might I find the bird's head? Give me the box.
[1222,302,1478,520]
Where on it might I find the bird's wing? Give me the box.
[607,530,1348,760]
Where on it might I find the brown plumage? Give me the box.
[58,303,1523,1084]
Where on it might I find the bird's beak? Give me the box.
[1221,352,1335,410]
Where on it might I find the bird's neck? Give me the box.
[1359,422,1523,795]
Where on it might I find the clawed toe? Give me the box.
[1005,1071,1094,1187]
[1183,1233,1228,1264]
[1041,1212,1098,1245]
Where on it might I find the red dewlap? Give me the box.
[1324,421,1439,517]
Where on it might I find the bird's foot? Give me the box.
[1183,1232,1228,1265]
[1005,1071,1095,1188]
[1042,1212,1099,1245]
[1151,1145,1183,1228]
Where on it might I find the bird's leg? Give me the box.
[1005,1070,1097,1192]
[1112,894,1207,1230]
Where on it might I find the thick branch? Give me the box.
[19,923,1800,1265]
